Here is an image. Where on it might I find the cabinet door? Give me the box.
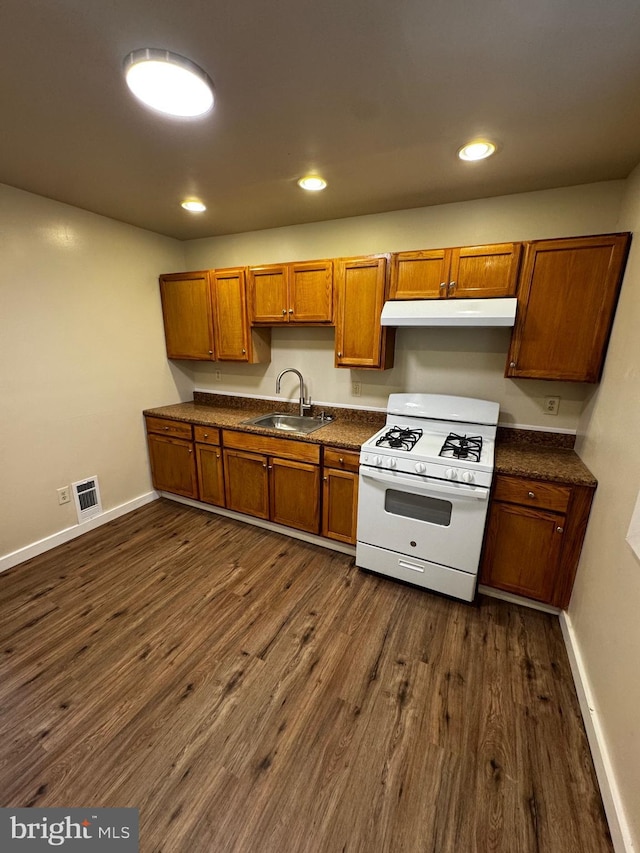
[270,458,320,533]
[223,449,269,519]
[322,468,359,544]
[389,249,449,299]
[506,234,630,381]
[289,260,333,323]
[480,501,564,603]
[159,272,214,360]
[450,243,522,298]
[211,267,250,361]
[248,264,289,323]
[334,256,394,369]
[196,443,225,507]
[147,434,198,498]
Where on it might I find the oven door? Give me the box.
[357,465,490,574]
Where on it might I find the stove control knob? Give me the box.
[387,458,397,469]
[374,455,383,466]
[445,468,458,480]
[415,462,427,474]
[460,470,475,483]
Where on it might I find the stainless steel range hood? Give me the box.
[380,298,518,327]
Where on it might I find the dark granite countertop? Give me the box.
[144,395,597,488]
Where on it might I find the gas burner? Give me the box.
[439,433,483,462]
[375,426,423,452]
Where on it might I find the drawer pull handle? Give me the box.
[528,491,535,498]
[164,426,170,430]
[556,526,564,533]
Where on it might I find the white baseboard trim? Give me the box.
[160,492,357,557]
[0,491,159,575]
[560,611,635,853]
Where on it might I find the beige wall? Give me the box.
[0,183,188,558]
[571,166,640,847]
[185,181,624,430]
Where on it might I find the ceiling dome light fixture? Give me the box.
[457,140,497,161]
[181,200,207,213]
[297,176,327,191]
[124,48,214,118]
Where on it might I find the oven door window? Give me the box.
[384,488,452,527]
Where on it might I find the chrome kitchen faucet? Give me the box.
[275,368,312,416]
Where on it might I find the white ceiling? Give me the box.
[3,0,640,240]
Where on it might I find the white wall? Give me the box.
[569,166,640,849]
[184,181,624,430]
[0,183,188,558]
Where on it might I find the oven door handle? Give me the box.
[359,466,489,500]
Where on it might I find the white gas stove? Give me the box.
[356,393,500,601]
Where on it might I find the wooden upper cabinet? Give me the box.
[248,260,333,324]
[390,249,449,299]
[248,264,289,323]
[451,243,522,298]
[389,243,522,300]
[334,255,394,370]
[506,233,631,382]
[159,271,214,360]
[211,267,250,360]
[289,259,333,322]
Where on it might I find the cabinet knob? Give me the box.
[323,476,328,481]
[188,449,193,454]
[288,308,294,314]
[339,457,344,464]
[337,352,342,358]
[209,350,213,354]
[203,432,208,438]
[242,348,246,354]
[448,280,456,291]
[216,453,220,458]
[439,281,446,289]
[528,491,535,498]
[263,462,267,468]
[268,465,273,470]
[556,526,564,533]
[164,426,169,430]
[282,309,287,315]
[510,361,516,368]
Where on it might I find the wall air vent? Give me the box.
[72,476,102,523]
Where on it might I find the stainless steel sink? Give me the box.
[242,412,333,435]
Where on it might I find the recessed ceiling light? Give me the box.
[457,140,497,161]
[297,176,327,191]
[181,200,207,213]
[124,48,214,118]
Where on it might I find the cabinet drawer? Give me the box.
[193,425,221,445]
[222,429,320,464]
[493,475,571,513]
[323,447,360,473]
[145,416,193,439]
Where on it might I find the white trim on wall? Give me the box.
[0,492,158,575]
[560,611,636,853]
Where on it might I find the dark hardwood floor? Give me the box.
[0,500,612,852]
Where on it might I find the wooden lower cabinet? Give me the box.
[223,449,270,518]
[145,418,198,499]
[222,431,321,533]
[322,447,360,544]
[195,444,225,507]
[480,474,594,608]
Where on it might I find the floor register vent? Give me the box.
[72,476,102,523]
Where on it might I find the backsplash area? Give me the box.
[186,325,592,432]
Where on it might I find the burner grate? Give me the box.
[439,433,483,462]
[375,426,423,451]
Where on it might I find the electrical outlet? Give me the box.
[544,396,560,416]
[57,486,71,505]
[215,369,222,381]
[352,381,362,397]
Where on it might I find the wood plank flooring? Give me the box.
[0,500,612,852]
